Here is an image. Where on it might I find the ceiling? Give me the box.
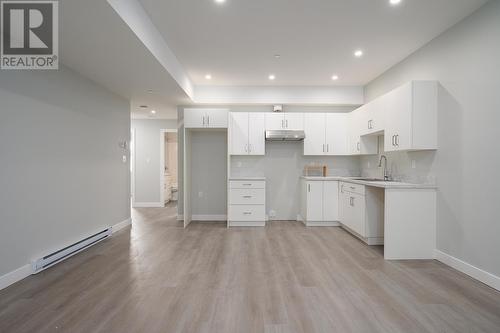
[60,0,191,119]
[138,0,487,86]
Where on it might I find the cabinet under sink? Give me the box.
[339,182,384,245]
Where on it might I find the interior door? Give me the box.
[230,113,249,155]
[265,113,285,130]
[284,113,304,130]
[323,181,339,221]
[303,113,326,155]
[248,113,265,155]
[306,181,323,221]
[325,113,349,155]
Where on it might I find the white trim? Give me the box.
[191,214,227,221]
[228,221,266,227]
[434,250,500,291]
[112,218,132,233]
[304,221,341,227]
[0,264,31,291]
[132,202,163,208]
[160,129,177,207]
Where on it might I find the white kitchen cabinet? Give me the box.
[383,81,437,152]
[299,179,340,226]
[229,112,265,155]
[265,113,304,130]
[359,97,386,136]
[304,113,351,156]
[348,110,378,155]
[228,179,266,227]
[339,182,384,245]
[184,108,228,128]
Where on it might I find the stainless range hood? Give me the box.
[265,130,305,141]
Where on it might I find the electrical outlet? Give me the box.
[198,191,203,198]
[411,160,417,169]
[269,210,276,218]
[122,155,127,163]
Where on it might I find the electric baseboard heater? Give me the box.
[31,228,112,274]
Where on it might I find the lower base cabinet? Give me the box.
[339,182,384,245]
[299,179,339,226]
[228,180,266,227]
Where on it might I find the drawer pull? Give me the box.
[243,212,252,215]
[242,184,252,186]
[350,186,355,190]
[243,195,252,198]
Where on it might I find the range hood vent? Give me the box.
[265,130,305,141]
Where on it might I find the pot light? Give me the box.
[150,110,156,115]
[274,54,281,59]
[214,0,226,4]
[205,74,212,80]
[354,50,364,58]
[389,0,401,5]
[331,75,339,81]
[268,74,276,80]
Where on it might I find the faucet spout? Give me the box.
[378,155,389,181]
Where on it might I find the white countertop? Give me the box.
[300,176,437,189]
[229,176,266,181]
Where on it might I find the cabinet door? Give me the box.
[350,193,366,236]
[306,182,323,221]
[230,113,249,155]
[184,109,206,128]
[348,111,361,155]
[323,181,339,221]
[304,113,326,155]
[325,113,349,155]
[339,188,352,228]
[248,113,265,155]
[385,83,412,151]
[284,113,304,130]
[206,109,228,128]
[265,113,285,130]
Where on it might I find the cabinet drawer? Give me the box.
[229,180,265,189]
[229,205,265,221]
[340,182,365,196]
[230,189,265,205]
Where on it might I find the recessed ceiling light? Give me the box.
[268,74,276,80]
[214,0,226,4]
[274,54,281,59]
[331,75,339,81]
[150,110,156,115]
[389,0,402,5]
[354,50,364,58]
[205,74,212,80]
[147,89,154,93]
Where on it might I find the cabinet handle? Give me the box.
[341,184,344,193]
[281,119,284,128]
[243,212,252,215]
[326,144,329,152]
[308,184,311,192]
[243,195,252,198]
[206,115,210,126]
[357,142,360,151]
[395,135,399,146]
[392,135,395,146]
[248,144,252,153]
[286,119,289,128]
[322,144,325,153]
[243,184,252,186]
[202,116,206,126]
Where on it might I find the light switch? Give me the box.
[122,155,127,163]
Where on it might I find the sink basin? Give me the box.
[352,178,396,182]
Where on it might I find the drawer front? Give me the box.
[229,205,265,221]
[230,181,266,189]
[230,189,265,205]
[340,182,365,196]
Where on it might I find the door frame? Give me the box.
[160,129,178,206]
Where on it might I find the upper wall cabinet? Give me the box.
[229,112,265,155]
[184,108,228,129]
[382,81,437,152]
[348,109,378,155]
[304,113,350,156]
[265,113,304,130]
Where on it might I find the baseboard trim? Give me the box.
[0,264,31,291]
[132,202,164,208]
[191,215,227,221]
[434,250,500,291]
[112,218,132,233]
[304,221,341,227]
[228,221,266,227]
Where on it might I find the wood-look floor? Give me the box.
[1,205,499,333]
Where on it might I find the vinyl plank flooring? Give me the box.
[1,204,499,333]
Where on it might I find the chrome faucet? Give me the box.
[378,155,389,181]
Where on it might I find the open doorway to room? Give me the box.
[160,129,178,207]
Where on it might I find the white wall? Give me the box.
[0,66,130,278]
[131,119,177,204]
[362,0,500,276]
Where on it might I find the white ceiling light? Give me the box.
[331,75,339,81]
[268,74,276,80]
[214,0,226,4]
[389,0,402,5]
[274,54,281,59]
[354,50,364,58]
[150,110,156,115]
[205,74,212,80]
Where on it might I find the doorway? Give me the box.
[160,129,178,206]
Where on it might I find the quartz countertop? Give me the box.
[300,176,437,189]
